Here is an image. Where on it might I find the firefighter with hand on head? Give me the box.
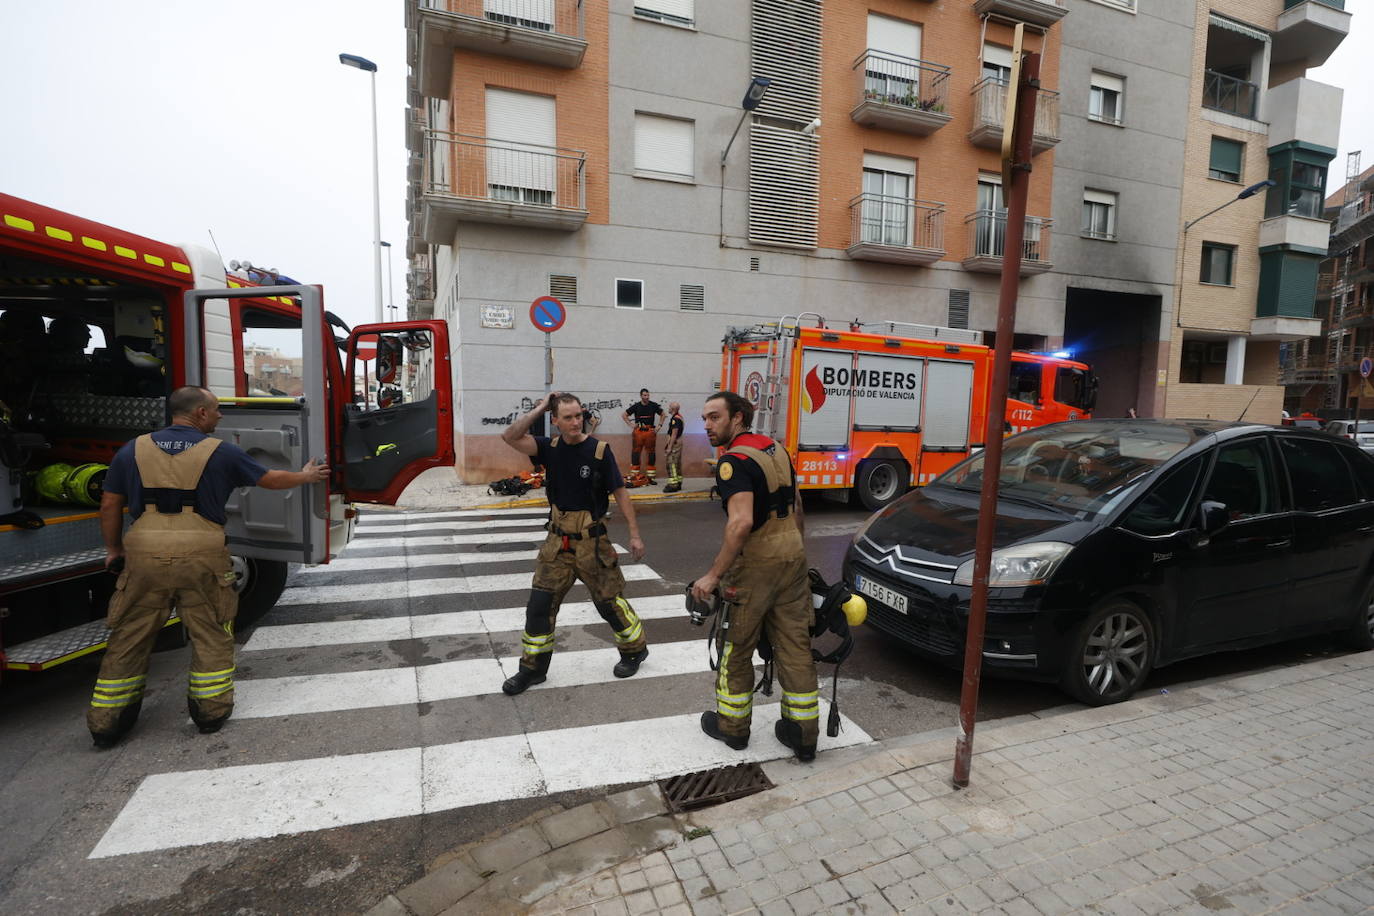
[663,401,685,493]
[501,391,649,695]
[89,386,328,748]
[693,391,820,761]
[621,388,664,484]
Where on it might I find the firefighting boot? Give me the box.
[699,712,749,750]
[188,697,230,735]
[90,701,143,749]
[663,481,682,493]
[502,655,551,696]
[775,719,817,763]
[613,647,648,678]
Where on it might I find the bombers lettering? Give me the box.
[819,366,919,391]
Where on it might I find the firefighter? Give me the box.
[692,390,820,762]
[501,391,648,695]
[621,388,663,484]
[663,401,684,493]
[88,386,328,748]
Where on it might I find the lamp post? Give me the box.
[339,52,384,325]
[380,240,397,321]
[719,76,772,247]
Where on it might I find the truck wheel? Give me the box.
[854,459,907,511]
[1060,600,1155,706]
[231,557,289,630]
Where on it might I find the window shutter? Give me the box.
[1209,137,1243,176]
[982,43,1013,69]
[863,153,916,176]
[549,275,577,303]
[484,0,553,27]
[634,114,694,178]
[1084,189,1117,206]
[679,284,705,311]
[485,89,557,191]
[867,14,921,59]
[948,289,970,329]
[1090,72,1124,94]
[922,360,974,450]
[637,0,694,23]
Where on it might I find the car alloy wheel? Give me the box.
[1063,602,1154,705]
[1342,584,1374,651]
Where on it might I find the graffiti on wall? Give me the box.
[480,396,624,427]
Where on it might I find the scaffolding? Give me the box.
[1326,151,1364,409]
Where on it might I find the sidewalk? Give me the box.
[367,652,1374,916]
[384,467,715,512]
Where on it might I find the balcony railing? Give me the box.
[968,77,1060,154]
[850,50,952,136]
[414,0,585,96]
[846,194,946,265]
[419,131,588,237]
[1279,352,1337,384]
[1202,70,1258,119]
[961,209,1053,274]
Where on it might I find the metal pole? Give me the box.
[369,68,384,324]
[545,331,553,399]
[954,51,1041,790]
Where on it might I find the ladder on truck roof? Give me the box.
[754,313,825,441]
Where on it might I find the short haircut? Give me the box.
[640,388,650,395]
[169,385,216,417]
[552,392,584,418]
[707,391,753,429]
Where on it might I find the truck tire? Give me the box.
[854,459,907,512]
[231,557,289,630]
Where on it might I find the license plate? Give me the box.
[855,574,908,615]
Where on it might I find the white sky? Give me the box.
[1,2,1368,337]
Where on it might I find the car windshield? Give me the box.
[933,421,1205,519]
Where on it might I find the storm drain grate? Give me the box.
[660,762,773,813]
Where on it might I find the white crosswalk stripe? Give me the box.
[275,564,663,606]
[354,516,551,534]
[294,544,626,574]
[357,507,551,524]
[348,530,550,549]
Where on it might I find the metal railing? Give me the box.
[965,209,1052,264]
[1202,70,1258,119]
[442,0,585,39]
[970,77,1060,143]
[853,50,951,116]
[849,194,946,252]
[423,130,587,212]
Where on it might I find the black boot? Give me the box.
[700,712,749,750]
[189,697,230,735]
[502,667,547,696]
[613,647,648,678]
[91,700,143,750]
[775,719,817,762]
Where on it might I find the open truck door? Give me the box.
[343,321,453,504]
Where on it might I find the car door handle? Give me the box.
[1266,539,1292,549]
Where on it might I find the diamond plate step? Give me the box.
[3,615,181,671]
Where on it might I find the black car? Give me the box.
[843,419,1374,705]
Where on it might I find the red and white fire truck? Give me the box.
[720,315,1095,510]
[0,194,454,677]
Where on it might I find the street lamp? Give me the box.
[380,240,397,321]
[339,52,384,325]
[719,77,772,246]
[1183,179,1277,231]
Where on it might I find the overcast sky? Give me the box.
[2,2,1369,335]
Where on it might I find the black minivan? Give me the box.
[843,419,1374,705]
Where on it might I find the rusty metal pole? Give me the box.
[953,51,1041,789]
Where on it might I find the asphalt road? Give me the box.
[0,494,1357,915]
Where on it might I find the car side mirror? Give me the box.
[1198,500,1229,536]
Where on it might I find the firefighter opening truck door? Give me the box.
[0,193,454,682]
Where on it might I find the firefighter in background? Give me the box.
[621,388,664,484]
[663,401,685,493]
[693,391,820,762]
[500,391,649,695]
[89,386,328,748]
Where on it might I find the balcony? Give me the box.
[971,0,1067,29]
[1258,214,1332,253]
[961,210,1053,275]
[1273,0,1351,69]
[846,195,946,265]
[1202,70,1258,120]
[849,51,952,137]
[414,0,586,98]
[1279,352,1336,384]
[968,77,1060,154]
[419,131,588,241]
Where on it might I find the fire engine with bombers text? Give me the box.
[720,314,1096,510]
[0,194,454,681]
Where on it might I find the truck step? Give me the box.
[1,547,105,589]
[3,616,180,671]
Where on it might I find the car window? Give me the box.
[1323,421,1346,435]
[1120,454,1206,536]
[1279,437,1357,511]
[1201,440,1280,519]
[1345,448,1374,500]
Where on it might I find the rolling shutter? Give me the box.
[922,360,974,451]
[867,14,920,60]
[485,88,556,192]
[637,0,694,24]
[1209,138,1243,177]
[634,114,694,179]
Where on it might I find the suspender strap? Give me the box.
[726,443,796,520]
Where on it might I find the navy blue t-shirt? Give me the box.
[535,435,624,515]
[104,425,269,525]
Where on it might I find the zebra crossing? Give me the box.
[88,507,873,859]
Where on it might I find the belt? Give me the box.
[549,522,607,540]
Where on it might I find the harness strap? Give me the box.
[725,443,796,520]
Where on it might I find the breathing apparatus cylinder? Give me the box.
[65,463,108,507]
[35,463,76,504]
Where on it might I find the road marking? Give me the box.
[344,530,549,550]
[242,594,687,652]
[806,522,864,538]
[354,517,550,535]
[234,640,714,719]
[294,545,626,575]
[274,565,663,606]
[358,508,551,524]
[89,704,870,858]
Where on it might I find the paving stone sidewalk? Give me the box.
[372,651,1374,915]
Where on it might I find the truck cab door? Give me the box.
[185,285,330,565]
[343,321,454,504]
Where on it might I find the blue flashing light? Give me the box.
[835,453,848,461]
[1051,350,1073,360]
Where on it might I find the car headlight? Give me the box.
[952,542,1072,587]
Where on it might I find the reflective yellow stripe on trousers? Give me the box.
[91,674,147,708]
[188,667,235,699]
[782,689,820,721]
[612,597,642,645]
[522,632,555,655]
[715,643,752,719]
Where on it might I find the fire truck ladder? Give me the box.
[756,313,824,440]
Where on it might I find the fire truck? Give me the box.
[0,194,454,678]
[720,315,1095,510]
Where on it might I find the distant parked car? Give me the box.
[844,419,1374,706]
[1322,419,1374,454]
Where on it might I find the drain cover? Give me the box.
[660,762,774,813]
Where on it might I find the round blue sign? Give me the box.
[530,296,566,332]
[1361,357,1372,379]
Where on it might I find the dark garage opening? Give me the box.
[1063,287,1163,418]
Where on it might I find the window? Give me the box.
[982,44,1012,84]
[615,279,644,310]
[865,14,923,104]
[1204,441,1280,519]
[974,173,1005,257]
[1009,361,1042,404]
[634,0,693,27]
[1121,455,1205,536]
[1279,437,1357,511]
[1082,190,1117,240]
[1088,72,1123,125]
[485,88,556,205]
[483,0,552,31]
[860,153,915,246]
[1288,162,1327,219]
[1209,137,1244,183]
[633,113,694,181]
[1200,243,1236,286]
